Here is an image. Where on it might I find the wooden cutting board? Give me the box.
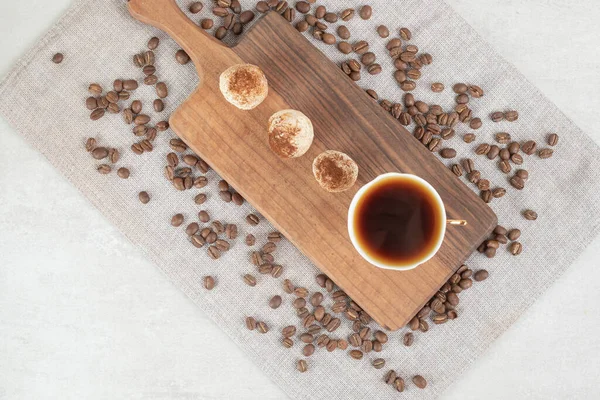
[128,0,497,330]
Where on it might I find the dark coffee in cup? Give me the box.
[349,174,446,269]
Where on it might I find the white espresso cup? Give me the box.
[348,173,447,271]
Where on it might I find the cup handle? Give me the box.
[447,219,468,226]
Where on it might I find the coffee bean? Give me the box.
[52,53,64,64]
[475,143,490,156]
[499,160,511,174]
[167,214,183,229]
[295,20,309,32]
[492,187,506,198]
[453,83,467,94]
[470,117,482,130]
[114,167,129,179]
[395,26,411,40]
[495,132,511,144]
[509,241,523,255]
[156,82,168,98]
[510,175,525,190]
[413,375,427,389]
[547,133,559,146]
[401,332,414,347]
[499,148,510,161]
[256,321,268,334]
[400,81,416,91]
[280,337,293,348]
[351,41,368,55]
[523,209,538,220]
[85,97,98,110]
[325,339,338,352]
[504,110,519,122]
[360,52,376,66]
[515,169,528,181]
[138,191,150,204]
[191,235,205,248]
[123,79,139,90]
[90,108,105,121]
[440,148,456,159]
[370,24,389,39]
[463,133,476,143]
[268,295,282,309]
[255,0,269,12]
[469,85,484,98]
[294,1,310,13]
[456,93,469,105]
[335,25,351,41]
[133,53,144,67]
[198,18,213,29]
[463,160,475,177]
[203,276,216,290]
[322,11,337,23]
[385,370,397,385]
[88,83,103,95]
[174,49,190,65]
[337,41,352,54]
[476,179,490,191]
[207,245,220,259]
[399,51,416,63]
[367,63,382,75]
[393,70,407,85]
[506,142,519,155]
[358,5,372,19]
[96,164,111,174]
[487,145,500,160]
[511,153,524,165]
[189,1,204,13]
[467,170,481,184]
[245,316,256,331]
[322,33,336,45]
[133,114,150,126]
[348,332,362,347]
[451,164,463,177]
[521,140,537,155]
[494,226,507,235]
[185,223,199,236]
[294,359,308,373]
[490,111,504,122]
[429,82,444,93]
[326,318,341,332]
[507,229,521,241]
[234,10,253,24]
[369,358,385,369]
[538,148,554,159]
[91,147,109,160]
[349,350,363,360]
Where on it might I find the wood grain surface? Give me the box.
[128,0,497,330]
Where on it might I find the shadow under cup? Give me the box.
[348,173,447,271]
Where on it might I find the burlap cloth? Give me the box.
[1,0,599,398]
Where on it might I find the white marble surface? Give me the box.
[1,0,599,399]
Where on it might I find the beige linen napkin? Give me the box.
[1,0,599,399]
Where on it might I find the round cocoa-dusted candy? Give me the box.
[268,109,314,158]
[219,64,268,110]
[313,150,358,193]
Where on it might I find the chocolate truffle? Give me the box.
[268,109,314,158]
[313,150,358,192]
[219,64,268,110]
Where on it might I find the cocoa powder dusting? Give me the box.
[315,152,356,191]
[228,67,262,108]
[269,125,300,158]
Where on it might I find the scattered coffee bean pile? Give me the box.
[69,0,563,393]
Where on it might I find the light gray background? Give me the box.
[1,0,599,399]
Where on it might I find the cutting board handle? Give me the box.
[127,0,227,81]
